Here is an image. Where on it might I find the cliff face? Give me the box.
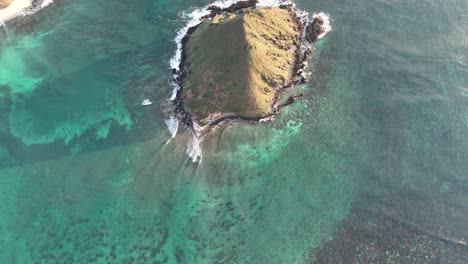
[181,6,302,124]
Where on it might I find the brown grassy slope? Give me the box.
[183,7,301,122]
[243,7,302,112]
[0,0,14,9]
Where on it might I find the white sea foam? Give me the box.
[312,12,332,40]
[169,81,179,101]
[0,0,32,23]
[0,0,54,24]
[164,116,179,138]
[186,123,203,163]
[141,99,153,106]
[257,0,291,7]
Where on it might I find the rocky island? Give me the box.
[172,0,329,127]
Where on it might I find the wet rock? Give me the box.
[306,16,326,42]
[279,4,294,11]
[223,0,258,13]
[285,96,295,106]
[202,6,223,19]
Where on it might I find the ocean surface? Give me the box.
[0,0,467,263]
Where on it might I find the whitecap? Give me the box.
[312,12,332,40]
[41,0,54,8]
[141,99,153,106]
[186,123,203,163]
[164,115,179,139]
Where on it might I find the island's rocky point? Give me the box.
[171,0,329,129]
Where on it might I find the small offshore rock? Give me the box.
[285,96,295,106]
[279,4,294,11]
[223,0,258,13]
[306,16,326,42]
[203,6,223,19]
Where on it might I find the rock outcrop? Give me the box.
[306,15,327,42]
[223,0,258,13]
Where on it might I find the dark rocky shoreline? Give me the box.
[170,0,328,132]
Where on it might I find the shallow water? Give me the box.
[0,0,467,263]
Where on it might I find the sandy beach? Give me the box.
[0,0,32,23]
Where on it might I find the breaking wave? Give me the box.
[0,21,8,37]
[312,12,332,40]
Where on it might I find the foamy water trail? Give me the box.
[164,116,179,139]
[0,21,8,37]
[312,12,332,39]
[0,0,54,23]
[0,0,32,23]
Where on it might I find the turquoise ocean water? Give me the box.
[0,0,467,263]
